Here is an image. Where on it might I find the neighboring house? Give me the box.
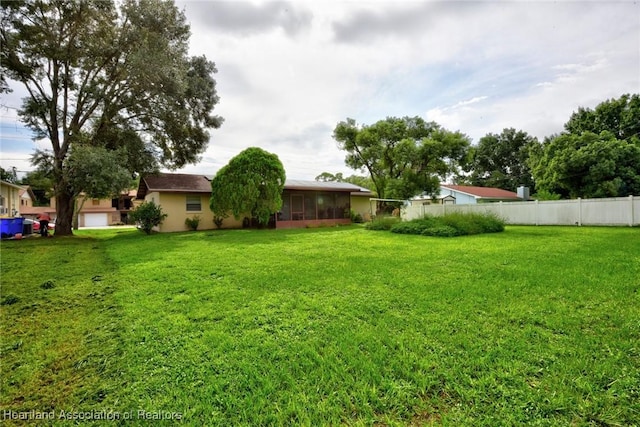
[410,194,457,206]
[18,186,36,213]
[411,185,521,206]
[72,194,121,227]
[0,180,23,217]
[112,189,138,224]
[20,191,135,227]
[135,173,375,232]
[439,185,521,204]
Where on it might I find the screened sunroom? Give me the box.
[275,180,373,228]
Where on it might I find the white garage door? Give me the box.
[84,213,108,227]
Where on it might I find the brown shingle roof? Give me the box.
[136,174,375,199]
[137,173,211,199]
[441,185,519,199]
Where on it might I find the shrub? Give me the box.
[350,210,364,223]
[477,213,505,233]
[130,201,168,235]
[390,221,423,234]
[213,216,224,229]
[391,216,438,234]
[421,225,460,237]
[365,216,400,231]
[185,215,201,231]
[380,212,505,237]
[440,212,484,235]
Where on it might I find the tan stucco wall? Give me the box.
[20,191,33,212]
[144,192,244,232]
[0,182,20,218]
[77,195,113,209]
[141,191,374,233]
[351,195,373,221]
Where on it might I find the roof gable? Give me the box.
[19,186,35,201]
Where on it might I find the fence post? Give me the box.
[535,200,539,226]
[630,195,634,227]
[577,198,582,226]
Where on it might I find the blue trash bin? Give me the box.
[1,217,24,239]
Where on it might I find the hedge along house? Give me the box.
[136,173,374,232]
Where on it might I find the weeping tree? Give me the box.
[1,0,222,235]
[210,147,286,226]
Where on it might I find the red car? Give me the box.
[32,220,55,233]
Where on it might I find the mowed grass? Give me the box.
[1,226,639,425]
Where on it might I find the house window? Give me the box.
[92,199,100,206]
[186,195,201,211]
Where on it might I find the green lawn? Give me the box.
[1,226,639,425]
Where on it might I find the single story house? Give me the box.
[135,173,374,232]
[412,185,521,206]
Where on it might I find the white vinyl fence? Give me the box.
[402,195,639,227]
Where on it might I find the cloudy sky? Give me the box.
[1,0,638,180]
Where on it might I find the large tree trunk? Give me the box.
[54,190,75,236]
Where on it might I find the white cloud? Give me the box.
[2,0,639,180]
[453,97,489,108]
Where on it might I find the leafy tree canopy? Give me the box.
[529,131,640,198]
[0,166,18,183]
[530,94,640,199]
[315,172,343,182]
[65,145,133,200]
[469,128,537,191]
[315,172,375,195]
[19,169,53,205]
[210,147,286,226]
[333,116,470,201]
[564,93,640,140]
[1,0,222,235]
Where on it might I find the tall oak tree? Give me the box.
[1,0,222,235]
[333,116,470,202]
